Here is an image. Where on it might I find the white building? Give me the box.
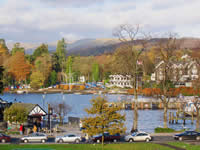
[79,76,85,83]
[108,75,133,88]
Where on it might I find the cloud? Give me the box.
[39,0,104,7]
[1,0,200,43]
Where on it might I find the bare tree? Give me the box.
[155,33,180,128]
[192,97,200,131]
[51,101,71,125]
[113,24,151,131]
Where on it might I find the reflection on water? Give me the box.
[1,93,196,133]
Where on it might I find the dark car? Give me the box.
[0,133,11,143]
[173,131,200,141]
[92,133,120,143]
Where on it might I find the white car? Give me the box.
[21,132,48,143]
[125,132,152,142]
[55,134,82,143]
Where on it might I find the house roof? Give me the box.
[12,103,47,116]
[0,98,8,104]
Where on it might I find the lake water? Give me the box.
[1,93,196,133]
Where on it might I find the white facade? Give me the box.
[108,75,133,88]
[80,76,85,83]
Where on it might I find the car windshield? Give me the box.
[132,132,137,136]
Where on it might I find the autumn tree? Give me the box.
[154,33,180,128]
[11,43,25,56]
[192,97,200,131]
[72,56,94,82]
[30,71,45,89]
[113,24,150,131]
[5,51,31,83]
[0,39,9,66]
[50,101,71,125]
[81,96,126,146]
[0,66,4,94]
[34,53,52,86]
[4,103,28,126]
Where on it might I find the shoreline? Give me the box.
[5,88,130,95]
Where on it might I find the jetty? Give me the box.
[107,101,184,110]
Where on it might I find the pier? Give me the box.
[107,101,183,110]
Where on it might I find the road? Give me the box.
[1,135,199,144]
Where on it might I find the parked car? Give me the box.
[21,132,48,143]
[173,131,200,141]
[125,132,152,142]
[92,133,121,143]
[55,134,82,143]
[0,133,11,143]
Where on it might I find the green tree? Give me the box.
[30,71,45,89]
[32,44,48,60]
[82,96,126,147]
[4,104,28,126]
[49,70,57,85]
[56,38,67,74]
[66,56,73,83]
[92,63,99,82]
[11,43,25,55]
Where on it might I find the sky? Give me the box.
[0,0,200,43]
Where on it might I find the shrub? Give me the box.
[154,127,175,133]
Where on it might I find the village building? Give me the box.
[0,98,12,121]
[151,55,199,87]
[7,103,47,129]
[108,75,133,88]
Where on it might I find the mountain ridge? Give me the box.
[5,37,200,56]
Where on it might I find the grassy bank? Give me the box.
[169,142,200,150]
[0,143,173,150]
[154,127,185,133]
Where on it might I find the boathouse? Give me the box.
[9,103,47,128]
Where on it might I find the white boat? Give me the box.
[17,90,25,94]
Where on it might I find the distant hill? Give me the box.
[6,37,200,56]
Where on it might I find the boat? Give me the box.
[16,90,25,94]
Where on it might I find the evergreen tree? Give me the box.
[56,38,67,73]
[92,63,99,82]
[49,70,57,85]
[32,44,48,60]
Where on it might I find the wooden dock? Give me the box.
[168,111,198,125]
[107,101,183,110]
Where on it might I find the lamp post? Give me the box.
[42,92,46,109]
[48,104,53,134]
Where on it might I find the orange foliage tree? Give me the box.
[5,51,31,82]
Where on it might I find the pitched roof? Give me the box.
[13,103,37,113]
[0,98,9,104]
